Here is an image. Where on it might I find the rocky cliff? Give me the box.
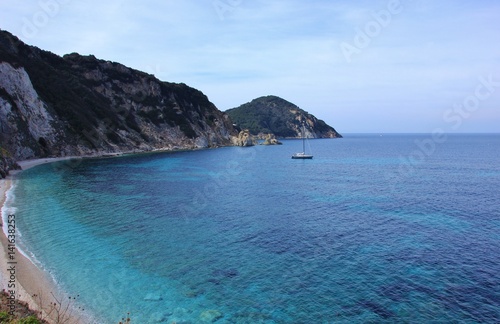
[226,95,342,139]
[0,148,20,178]
[233,129,256,147]
[261,133,282,145]
[0,30,236,176]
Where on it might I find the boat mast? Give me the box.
[302,123,306,153]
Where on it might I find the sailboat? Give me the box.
[291,124,313,159]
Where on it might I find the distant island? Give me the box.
[226,95,342,139]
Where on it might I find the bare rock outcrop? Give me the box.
[261,133,282,145]
[233,129,255,147]
[0,29,238,164]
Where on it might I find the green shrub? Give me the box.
[17,316,40,324]
[0,311,11,322]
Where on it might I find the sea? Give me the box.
[5,134,500,323]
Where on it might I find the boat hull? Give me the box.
[292,154,313,159]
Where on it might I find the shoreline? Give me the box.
[0,156,95,323]
[0,147,227,323]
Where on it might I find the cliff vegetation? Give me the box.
[226,95,342,138]
[0,29,236,173]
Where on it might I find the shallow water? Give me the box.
[11,134,500,323]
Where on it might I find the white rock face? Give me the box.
[0,62,62,159]
[0,62,56,143]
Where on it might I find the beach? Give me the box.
[0,157,86,323]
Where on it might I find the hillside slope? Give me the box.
[0,30,236,176]
[226,95,341,138]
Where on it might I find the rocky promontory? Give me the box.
[0,29,237,171]
[232,129,256,147]
[261,133,283,145]
[0,30,343,176]
[226,95,342,139]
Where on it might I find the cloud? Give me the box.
[0,0,499,132]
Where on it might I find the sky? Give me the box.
[1,0,499,133]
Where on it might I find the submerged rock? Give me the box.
[149,312,168,322]
[212,268,239,278]
[167,308,192,324]
[168,320,191,324]
[183,288,204,298]
[143,292,162,301]
[199,309,223,322]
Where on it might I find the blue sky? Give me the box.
[1,0,499,133]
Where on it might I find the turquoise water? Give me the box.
[8,134,500,323]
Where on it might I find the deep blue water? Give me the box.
[8,134,500,323]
